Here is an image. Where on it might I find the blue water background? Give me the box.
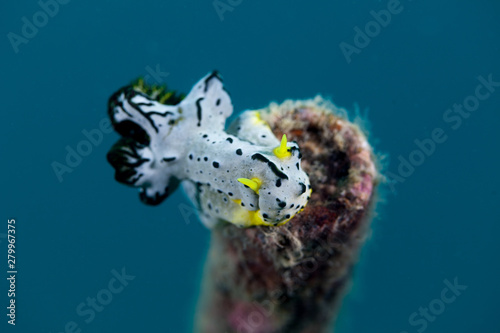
[1,1,499,332]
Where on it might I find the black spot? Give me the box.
[208,203,212,210]
[226,137,233,143]
[114,120,150,146]
[216,98,221,106]
[289,146,299,155]
[251,153,269,163]
[261,135,266,138]
[285,214,291,219]
[276,179,282,187]
[168,119,175,125]
[203,71,221,92]
[189,154,193,160]
[204,157,208,161]
[296,162,300,170]
[223,197,228,202]
[213,161,219,168]
[268,162,288,179]
[251,154,289,179]
[197,157,201,162]
[202,134,208,138]
[228,192,233,196]
[138,185,170,206]
[290,204,294,208]
[250,203,254,207]
[162,157,176,162]
[299,182,306,194]
[217,189,223,193]
[241,202,245,207]
[278,202,286,208]
[236,149,242,155]
[195,97,204,127]
[263,213,269,218]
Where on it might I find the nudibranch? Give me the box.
[107,72,312,228]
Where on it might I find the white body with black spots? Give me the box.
[107,72,311,228]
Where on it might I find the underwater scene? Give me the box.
[1,1,499,332]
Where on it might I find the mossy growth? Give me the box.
[131,77,185,105]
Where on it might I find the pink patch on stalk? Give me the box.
[228,301,275,333]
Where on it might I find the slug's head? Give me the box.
[237,138,312,226]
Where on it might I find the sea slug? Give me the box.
[107,72,312,228]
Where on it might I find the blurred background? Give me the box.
[1,0,499,332]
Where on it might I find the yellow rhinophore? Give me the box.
[273,134,292,159]
[251,112,270,127]
[237,177,262,194]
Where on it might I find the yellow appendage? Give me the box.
[237,178,262,194]
[273,134,292,159]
